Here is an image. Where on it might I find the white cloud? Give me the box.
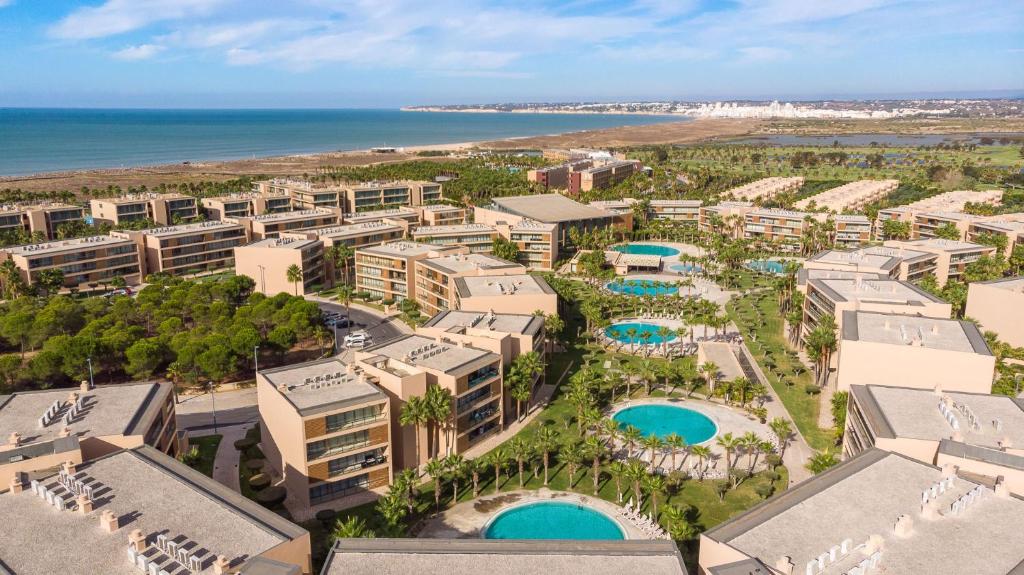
[50,0,231,40]
[737,46,791,62]
[0,0,12,8]
[112,44,165,60]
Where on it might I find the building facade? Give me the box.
[113,220,248,277]
[413,253,526,317]
[965,277,1024,348]
[0,235,143,289]
[234,237,326,295]
[227,208,339,240]
[354,242,461,303]
[90,193,198,226]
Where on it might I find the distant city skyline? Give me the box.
[0,0,1021,108]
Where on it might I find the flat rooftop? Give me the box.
[809,277,944,305]
[807,249,903,272]
[511,219,558,232]
[419,253,521,275]
[841,310,990,354]
[422,310,544,336]
[650,199,701,207]
[361,334,495,374]
[419,204,463,213]
[239,208,336,223]
[303,221,404,239]
[748,208,810,219]
[3,234,134,257]
[259,357,386,415]
[95,193,192,203]
[455,274,555,297]
[895,238,990,253]
[412,223,496,236]
[358,241,445,258]
[904,189,1004,211]
[323,539,687,575]
[0,447,306,575]
[242,237,320,250]
[0,382,167,446]
[834,214,870,223]
[0,202,82,214]
[975,276,1024,292]
[141,220,243,237]
[797,269,885,286]
[489,194,613,223]
[851,385,1024,450]
[705,449,1024,575]
[342,207,418,222]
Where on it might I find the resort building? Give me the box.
[354,334,503,466]
[795,269,886,294]
[794,179,899,212]
[743,208,817,249]
[341,206,420,228]
[526,159,592,190]
[569,159,643,195]
[843,385,1024,492]
[832,214,872,247]
[0,202,86,240]
[201,191,292,219]
[281,221,405,284]
[418,310,546,372]
[255,178,344,211]
[227,208,339,240]
[113,220,248,277]
[967,215,1024,257]
[873,206,915,240]
[649,199,702,223]
[413,253,526,317]
[834,310,995,393]
[912,211,982,240]
[337,181,444,213]
[416,204,466,226]
[453,273,558,316]
[803,245,937,283]
[0,446,313,574]
[89,193,198,226]
[0,234,143,289]
[883,238,995,287]
[474,194,621,255]
[724,176,804,202]
[965,277,1024,348]
[0,380,179,467]
[411,223,500,254]
[323,539,688,575]
[354,242,461,303]
[698,448,1024,575]
[874,189,1004,240]
[698,202,754,239]
[234,237,325,295]
[499,220,558,271]
[256,357,392,516]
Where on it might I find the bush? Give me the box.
[178,445,200,467]
[244,458,265,471]
[315,509,337,526]
[248,473,271,490]
[804,384,821,395]
[754,483,775,499]
[234,438,257,451]
[764,454,783,469]
[255,486,286,507]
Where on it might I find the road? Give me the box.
[316,301,407,353]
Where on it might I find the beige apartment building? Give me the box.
[834,310,995,393]
[526,159,593,190]
[354,242,461,303]
[412,223,499,254]
[256,178,344,210]
[724,176,804,202]
[113,220,248,277]
[282,221,405,284]
[803,245,938,283]
[418,310,546,373]
[570,160,642,195]
[355,335,503,466]
[413,253,526,317]
[227,208,339,240]
[912,211,982,240]
[454,274,558,316]
[235,237,325,295]
[500,220,558,271]
[0,202,86,240]
[342,207,420,227]
[201,191,292,219]
[0,446,313,574]
[965,277,1024,348]
[967,215,1024,257]
[744,208,819,249]
[698,448,1024,575]
[0,234,143,289]
[257,358,392,516]
[474,194,620,255]
[832,214,872,247]
[340,181,443,213]
[416,204,466,226]
[794,179,899,212]
[883,238,995,286]
[90,193,198,226]
[697,202,754,238]
[874,189,1004,240]
[649,199,702,223]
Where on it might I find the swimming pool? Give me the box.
[606,279,678,296]
[669,263,703,274]
[746,260,786,274]
[613,404,718,444]
[611,244,680,257]
[484,501,625,540]
[605,322,678,344]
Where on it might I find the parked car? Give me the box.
[344,332,369,348]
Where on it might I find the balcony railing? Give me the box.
[466,368,499,389]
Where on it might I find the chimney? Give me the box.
[63,460,77,475]
[994,476,1010,499]
[67,392,79,403]
[775,556,795,575]
[7,432,20,448]
[346,363,356,374]
[894,514,914,537]
[213,555,232,575]
[9,472,25,493]
[435,335,444,344]
[100,510,120,533]
[59,427,71,438]
[77,494,93,514]
[865,534,885,554]
[941,463,957,479]
[277,384,289,393]
[80,379,91,392]
[128,529,146,552]
[921,499,941,520]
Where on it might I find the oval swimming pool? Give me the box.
[611,244,680,257]
[484,501,625,540]
[745,260,786,274]
[605,322,677,344]
[606,279,678,296]
[613,404,718,444]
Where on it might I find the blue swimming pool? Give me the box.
[746,260,786,274]
[611,244,680,257]
[613,404,718,444]
[669,263,703,274]
[484,501,625,540]
[606,279,678,296]
[605,322,677,344]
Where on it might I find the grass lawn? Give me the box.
[184,435,222,477]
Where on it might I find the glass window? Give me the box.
[325,406,384,432]
[307,429,370,460]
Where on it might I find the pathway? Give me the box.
[193,423,251,492]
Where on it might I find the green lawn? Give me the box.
[184,435,222,477]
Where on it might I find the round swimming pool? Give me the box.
[745,260,786,274]
[669,263,703,274]
[605,322,677,344]
[484,501,625,540]
[611,244,680,257]
[613,404,718,444]
[606,279,678,296]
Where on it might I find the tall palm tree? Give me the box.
[699,361,718,395]
[425,386,454,458]
[285,263,303,296]
[641,434,664,466]
[656,325,672,356]
[470,458,486,498]
[642,474,666,519]
[741,432,761,473]
[444,454,467,503]
[399,396,429,470]
[332,515,375,539]
[535,427,559,486]
[716,432,740,476]
[583,435,606,495]
[664,433,687,471]
[561,441,585,491]
[486,447,507,494]
[769,418,793,459]
[625,458,648,505]
[609,460,628,503]
[660,505,696,541]
[621,425,643,459]
[625,327,639,354]
[509,436,532,488]
[424,458,447,512]
[690,445,711,480]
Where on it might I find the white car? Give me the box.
[344,332,369,348]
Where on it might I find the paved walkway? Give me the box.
[193,423,251,492]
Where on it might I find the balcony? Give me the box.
[466,367,499,389]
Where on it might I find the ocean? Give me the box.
[0,108,682,177]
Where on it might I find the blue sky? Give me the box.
[0,0,1021,108]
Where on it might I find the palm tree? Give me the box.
[656,325,672,356]
[716,432,740,476]
[444,454,467,503]
[395,468,418,513]
[625,458,648,505]
[327,243,355,284]
[470,458,486,498]
[332,515,375,539]
[690,445,711,480]
[561,441,585,491]
[741,432,761,473]
[661,505,696,541]
[621,425,643,459]
[641,434,664,467]
[285,263,303,296]
[486,447,508,494]
[583,435,606,495]
[599,417,620,447]
[399,396,429,470]
[535,427,559,486]
[664,433,687,471]
[426,386,454,458]
[769,418,793,459]
[609,460,628,503]
[424,458,447,512]
[509,436,532,488]
[806,449,839,474]
[699,361,718,395]
[642,474,666,519]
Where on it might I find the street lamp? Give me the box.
[256,264,266,294]
[86,357,95,389]
[207,381,218,434]
[253,345,260,374]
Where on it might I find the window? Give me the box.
[327,448,387,477]
[309,473,370,504]
[326,406,384,432]
[307,429,371,460]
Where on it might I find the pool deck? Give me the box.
[612,273,732,305]
[418,489,651,540]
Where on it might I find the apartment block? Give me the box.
[0,234,143,289]
[339,181,443,213]
[256,178,344,210]
[965,277,1024,348]
[843,385,1024,492]
[832,214,872,247]
[414,253,526,317]
[416,204,466,226]
[454,273,558,316]
[804,245,937,283]
[697,202,754,238]
[912,211,982,240]
[418,310,546,373]
[411,223,499,254]
[342,207,420,228]
[201,191,292,219]
[874,189,1004,240]
[355,334,503,466]
[114,220,248,277]
[0,202,85,240]
[795,269,886,294]
[724,176,804,202]
[699,449,1024,575]
[257,358,392,516]
[90,193,198,226]
[501,220,558,271]
[235,237,325,295]
[967,215,1024,257]
[744,208,817,249]
[474,194,620,254]
[0,380,178,468]
[526,159,593,190]
[282,221,405,284]
[649,199,702,223]
[835,310,995,393]
[354,242,461,303]
[227,208,339,240]
[794,179,899,212]
[883,238,995,286]
[0,446,312,574]
[569,159,643,195]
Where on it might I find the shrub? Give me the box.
[248,473,271,490]
[755,483,775,499]
[804,384,821,395]
[234,438,257,451]
[255,486,286,507]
